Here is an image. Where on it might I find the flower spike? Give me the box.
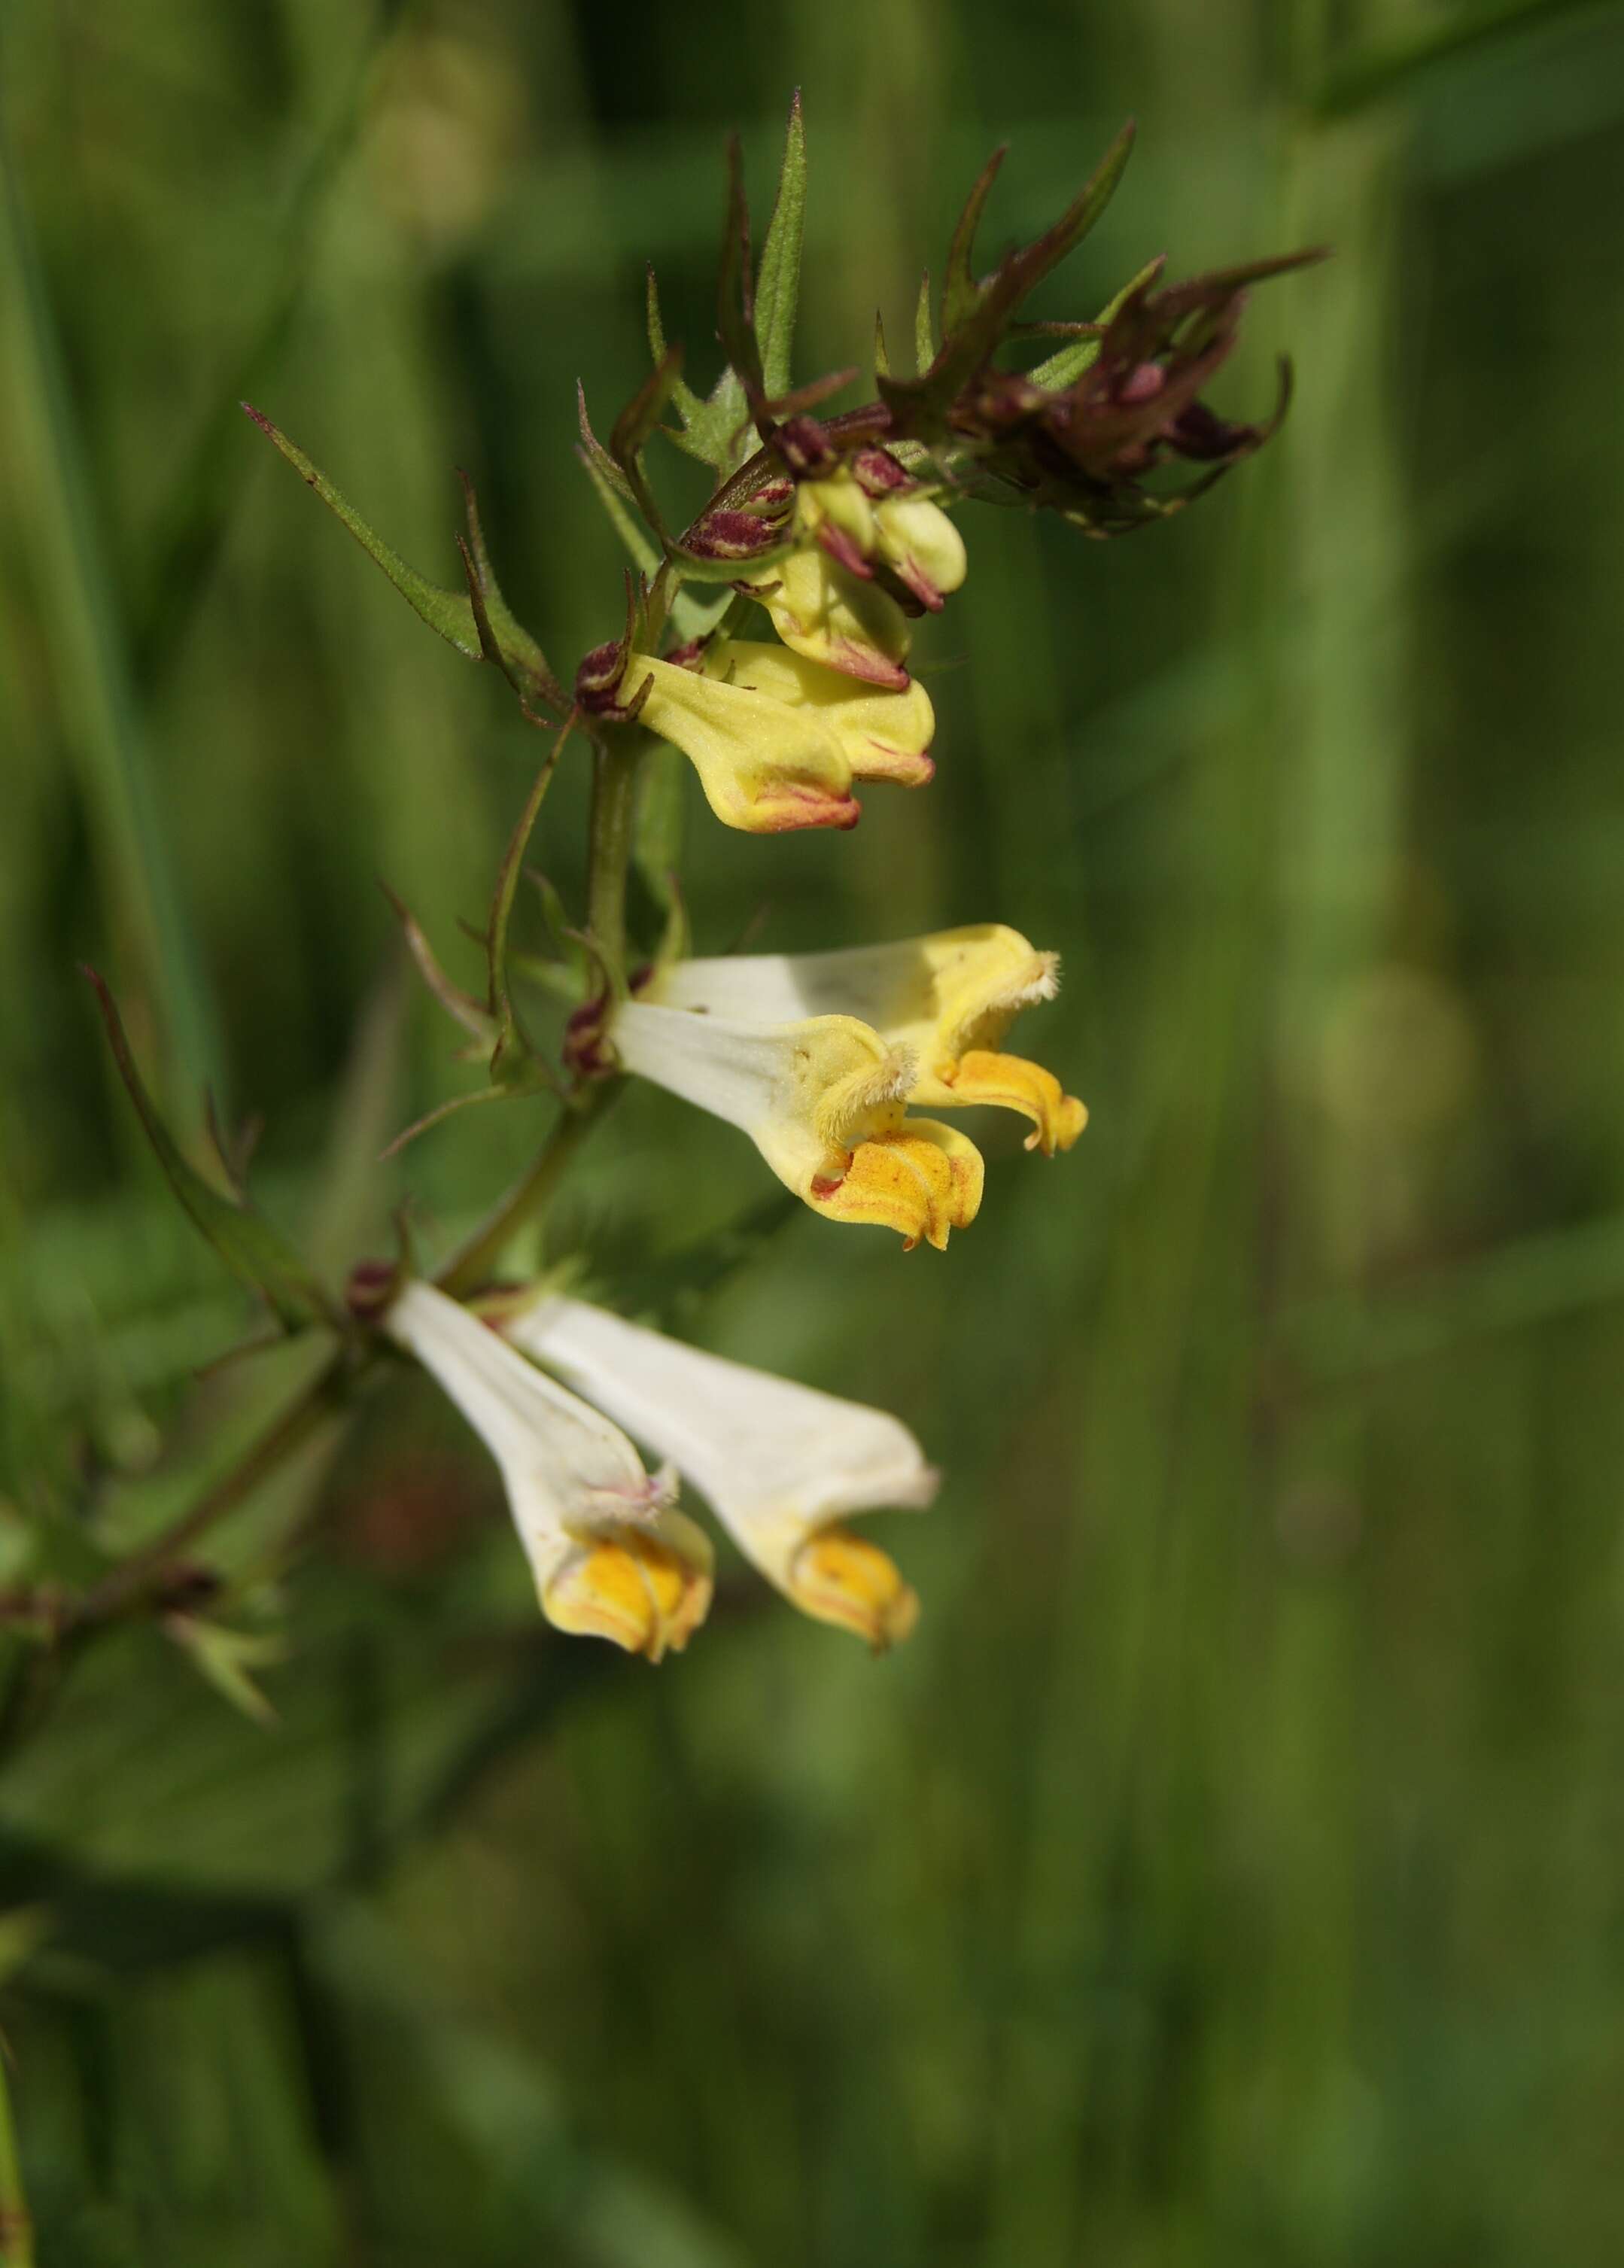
[609,999,982,1249]
[383,1280,712,1658]
[649,924,1087,1157]
[504,1296,936,1648]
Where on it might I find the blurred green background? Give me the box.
[5,0,1624,2260]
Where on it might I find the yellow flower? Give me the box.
[505,1295,938,1649]
[741,547,914,689]
[383,1280,712,1658]
[647,924,1087,1158]
[870,491,968,612]
[609,999,983,1251]
[795,461,969,613]
[624,640,935,834]
[742,451,967,681]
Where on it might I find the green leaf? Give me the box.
[999,117,1137,306]
[754,90,807,400]
[84,969,333,1333]
[242,407,559,711]
[883,122,1137,432]
[383,886,497,1047]
[914,269,937,375]
[576,385,662,577]
[166,1613,288,1727]
[643,264,710,431]
[704,366,752,471]
[645,269,747,473]
[455,471,564,713]
[716,134,766,414]
[608,348,689,543]
[942,145,1007,334]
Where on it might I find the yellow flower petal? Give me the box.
[789,1525,920,1649]
[798,471,878,561]
[874,493,968,610]
[545,1521,713,1661]
[810,1118,984,1251]
[628,652,860,833]
[917,929,1063,1063]
[707,641,935,788]
[942,1049,1089,1156]
[744,549,912,688]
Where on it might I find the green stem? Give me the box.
[435,1084,617,1300]
[0,2052,31,2268]
[585,734,643,987]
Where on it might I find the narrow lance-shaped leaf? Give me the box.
[716,133,765,413]
[455,472,564,712]
[242,406,558,710]
[882,121,1136,431]
[643,266,710,434]
[647,263,751,473]
[941,146,1007,335]
[754,90,807,400]
[166,1614,287,1726]
[84,968,333,1331]
[914,269,937,377]
[609,348,687,544]
[576,384,661,578]
[381,885,496,1047]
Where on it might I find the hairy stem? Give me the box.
[585,734,643,987]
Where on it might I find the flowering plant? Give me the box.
[69,100,1313,1680]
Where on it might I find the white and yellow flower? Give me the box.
[623,639,935,835]
[382,1278,712,1659]
[608,997,984,1251]
[505,1294,936,1649]
[646,923,1087,1159]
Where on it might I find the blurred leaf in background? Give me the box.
[4,0,1624,2261]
